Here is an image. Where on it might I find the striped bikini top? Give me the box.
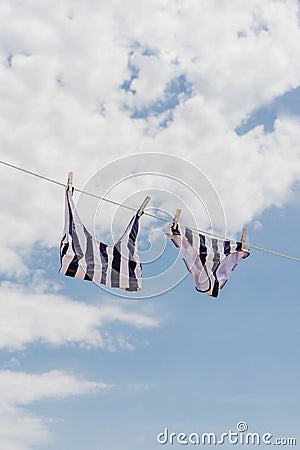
[59,189,142,291]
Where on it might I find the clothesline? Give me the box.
[0,158,299,263]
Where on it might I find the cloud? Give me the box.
[0,369,109,450]
[0,1,299,282]
[0,369,106,405]
[156,112,300,231]
[0,280,159,351]
[0,248,29,279]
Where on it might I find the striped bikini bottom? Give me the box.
[166,224,250,298]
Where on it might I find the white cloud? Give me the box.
[0,369,109,450]
[128,51,177,108]
[0,280,159,351]
[0,0,299,299]
[0,369,106,405]
[0,248,29,279]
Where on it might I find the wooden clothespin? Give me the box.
[241,227,248,250]
[173,208,182,228]
[137,196,151,217]
[67,171,74,195]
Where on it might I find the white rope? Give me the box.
[0,159,299,263]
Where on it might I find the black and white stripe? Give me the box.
[166,224,250,298]
[59,190,142,291]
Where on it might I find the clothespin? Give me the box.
[173,208,182,229]
[241,227,248,250]
[137,196,151,217]
[67,171,74,195]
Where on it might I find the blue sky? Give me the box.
[1,199,299,449]
[0,1,300,449]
